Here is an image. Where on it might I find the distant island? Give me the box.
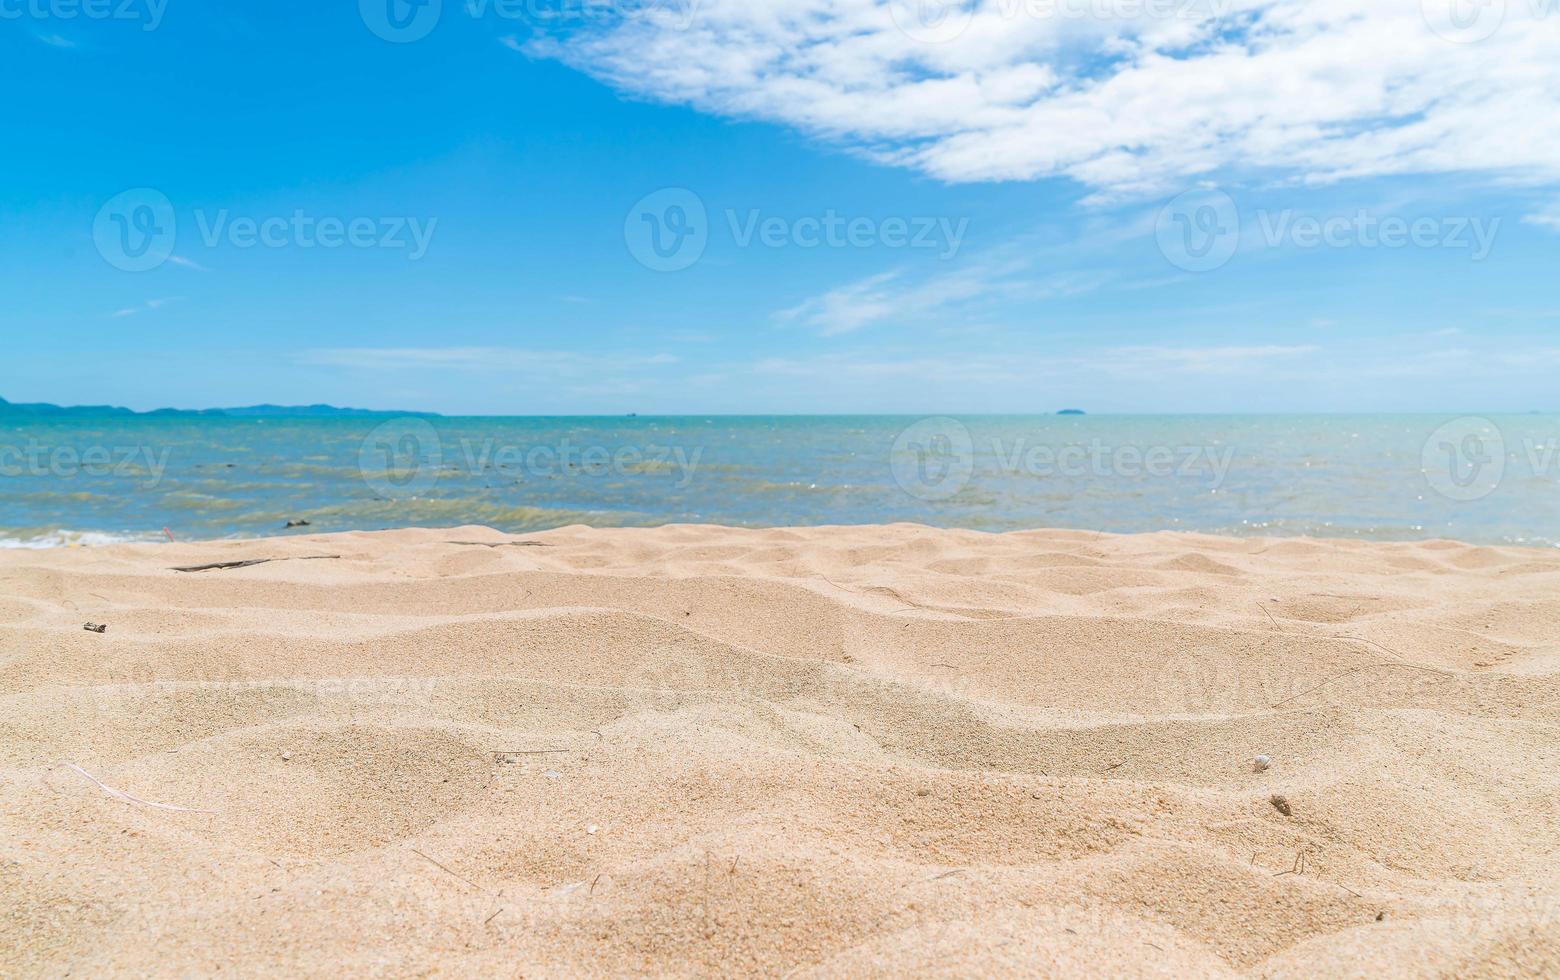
[222,404,441,418]
[1057,409,1087,415]
[0,396,438,419]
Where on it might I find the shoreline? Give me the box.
[6,520,1560,554]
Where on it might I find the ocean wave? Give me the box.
[0,529,164,549]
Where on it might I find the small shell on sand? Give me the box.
[1254,755,1272,772]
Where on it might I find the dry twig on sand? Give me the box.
[57,762,215,813]
[1269,661,1450,708]
[492,749,572,763]
[410,848,486,893]
[171,556,341,573]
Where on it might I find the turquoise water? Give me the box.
[2,414,1556,547]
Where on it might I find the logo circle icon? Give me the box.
[1420,0,1506,43]
[1421,416,1505,502]
[625,187,708,272]
[360,0,442,43]
[887,0,975,43]
[93,188,177,273]
[1155,188,1240,273]
[891,417,974,502]
[359,417,443,498]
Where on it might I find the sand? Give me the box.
[2,523,1558,977]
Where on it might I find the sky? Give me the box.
[1,0,1557,415]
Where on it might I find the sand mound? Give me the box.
[3,524,1558,976]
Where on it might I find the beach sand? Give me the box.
[3,524,1558,977]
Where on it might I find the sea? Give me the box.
[1,414,1556,548]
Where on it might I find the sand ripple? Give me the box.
[2,524,1558,976]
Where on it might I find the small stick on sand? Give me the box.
[58,762,215,813]
[1207,818,1260,830]
[1273,847,1309,877]
[1339,634,1451,672]
[410,848,485,893]
[1270,662,1452,708]
[171,556,340,573]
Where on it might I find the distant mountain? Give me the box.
[0,396,436,419]
[0,396,215,418]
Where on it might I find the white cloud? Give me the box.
[753,342,1319,379]
[746,343,1325,393]
[775,248,1107,334]
[1100,344,1319,375]
[299,347,679,373]
[752,351,1037,383]
[109,297,178,318]
[1524,200,1560,231]
[742,337,1560,395]
[775,271,907,335]
[527,0,1560,197]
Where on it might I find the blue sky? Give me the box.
[2,0,1557,414]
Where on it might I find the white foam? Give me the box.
[0,529,161,550]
